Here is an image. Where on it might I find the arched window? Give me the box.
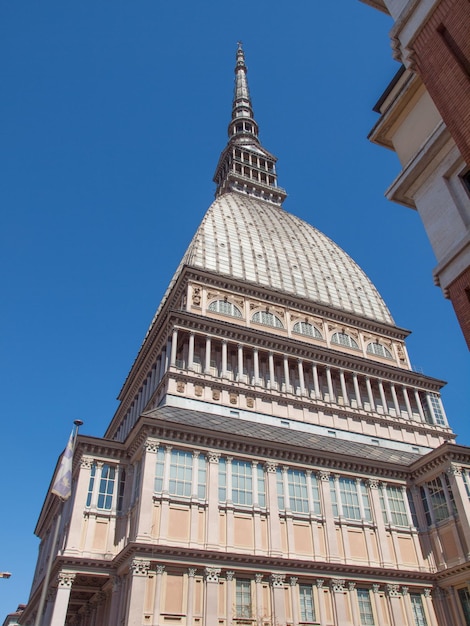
[331,332,359,349]
[252,310,284,328]
[366,342,392,359]
[293,321,322,339]
[208,300,242,318]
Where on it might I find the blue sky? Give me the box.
[0,0,468,617]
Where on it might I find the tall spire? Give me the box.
[213,43,287,206]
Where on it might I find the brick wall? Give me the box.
[412,0,470,165]
[447,265,470,349]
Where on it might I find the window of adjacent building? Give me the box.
[299,584,316,622]
[330,476,372,522]
[154,447,206,499]
[366,342,392,359]
[252,310,284,328]
[236,580,252,618]
[357,589,375,626]
[276,468,321,515]
[208,299,242,318]
[458,588,470,626]
[380,485,409,527]
[331,332,359,350]
[410,593,428,626]
[292,321,322,339]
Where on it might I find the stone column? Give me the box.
[348,582,360,626]
[225,571,234,623]
[107,576,122,626]
[316,580,326,626]
[50,572,76,626]
[265,461,282,555]
[317,471,339,561]
[339,370,349,405]
[447,465,470,555]
[414,389,426,422]
[367,479,393,566]
[268,352,275,389]
[290,577,299,626]
[352,374,362,408]
[326,366,334,402]
[378,380,387,414]
[205,336,212,374]
[222,340,228,378]
[187,332,195,371]
[371,585,386,625]
[136,438,159,541]
[204,568,221,626]
[186,568,197,626]
[402,386,413,419]
[386,584,402,626]
[330,579,349,625]
[237,344,244,381]
[283,356,290,392]
[207,452,220,549]
[253,348,260,385]
[65,456,94,553]
[312,363,320,398]
[390,384,401,417]
[365,377,375,411]
[401,587,415,626]
[170,329,178,367]
[255,574,264,625]
[298,360,305,396]
[151,564,165,626]
[270,574,286,625]
[127,559,150,626]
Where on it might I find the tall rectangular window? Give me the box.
[232,460,253,506]
[276,468,285,510]
[236,580,252,618]
[97,464,116,510]
[427,477,449,522]
[197,454,206,499]
[385,485,409,526]
[257,464,266,507]
[410,594,428,626]
[117,469,126,513]
[339,477,361,520]
[458,588,470,626]
[154,447,165,492]
[463,469,470,500]
[299,584,315,622]
[169,450,192,497]
[429,393,446,426]
[219,457,227,501]
[288,469,309,513]
[86,464,96,507]
[357,589,375,625]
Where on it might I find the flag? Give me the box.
[51,430,74,500]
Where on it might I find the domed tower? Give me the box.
[25,45,470,626]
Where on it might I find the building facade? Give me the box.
[21,45,470,626]
[360,0,470,348]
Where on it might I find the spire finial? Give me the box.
[213,44,287,206]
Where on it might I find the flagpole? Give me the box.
[34,420,83,626]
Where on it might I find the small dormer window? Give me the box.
[366,342,392,359]
[252,310,284,328]
[293,321,322,339]
[331,332,359,349]
[208,300,242,318]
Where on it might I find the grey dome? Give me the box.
[180,192,393,325]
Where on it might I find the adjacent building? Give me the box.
[20,45,470,626]
[360,0,470,347]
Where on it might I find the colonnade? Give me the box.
[115,328,447,442]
